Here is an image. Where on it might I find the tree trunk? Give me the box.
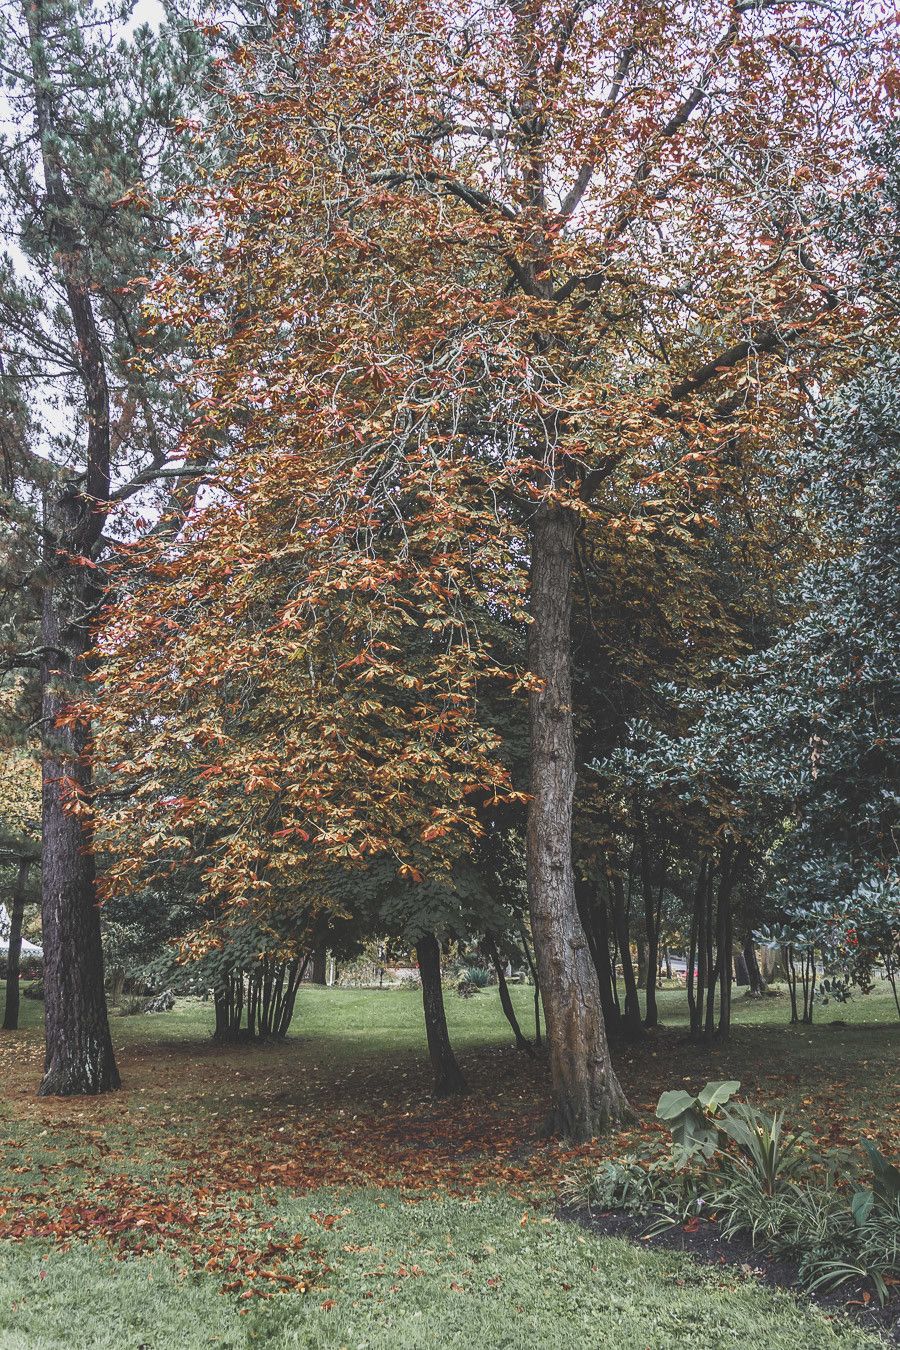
[310,944,327,985]
[575,879,620,1031]
[416,933,466,1096]
[743,937,767,996]
[636,813,662,1028]
[607,869,642,1039]
[514,910,542,1046]
[485,934,533,1055]
[38,505,119,1095]
[3,859,31,1032]
[717,868,734,1037]
[526,505,630,1140]
[687,857,707,1038]
[25,2,117,1097]
[636,940,648,991]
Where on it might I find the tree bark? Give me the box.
[310,944,327,985]
[607,868,642,1039]
[575,878,620,1031]
[416,933,466,1096]
[25,0,118,1097]
[636,815,664,1029]
[3,859,31,1032]
[514,911,543,1046]
[485,933,533,1055]
[38,489,119,1095]
[526,505,630,1140]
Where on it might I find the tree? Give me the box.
[96,0,885,1136]
[603,356,900,1029]
[0,0,206,1092]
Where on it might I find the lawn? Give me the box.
[0,980,896,1348]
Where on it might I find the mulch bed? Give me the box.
[561,1203,900,1345]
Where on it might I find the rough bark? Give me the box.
[416,933,466,1096]
[526,505,630,1140]
[3,859,31,1032]
[38,489,119,1095]
[743,936,767,995]
[25,0,118,1097]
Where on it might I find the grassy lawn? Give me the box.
[0,980,896,1347]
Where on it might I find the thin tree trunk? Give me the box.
[787,946,799,1023]
[3,859,31,1032]
[486,934,533,1055]
[688,857,707,1039]
[514,909,542,1046]
[416,933,466,1096]
[636,811,661,1027]
[636,941,648,991]
[575,879,620,1030]
[608,869,642,1039]
[704,867,717,1036]
[526,505,630,1139]
[717,875,733,1036]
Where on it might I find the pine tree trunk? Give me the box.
[526,505,630,1140]
[3,859,30,1032]
[24,0,118,1097]
[416,933,466,1096]
[38,499,119,1095]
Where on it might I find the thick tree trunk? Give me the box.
[743,936,766,995]
[38,505,119,1095]
[526,505,630,1140]
[3,859,31,1032]
[25,0,117,1097]
[310,944,327,985]
[416,933,466,1096]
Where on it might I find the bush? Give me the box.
[458,965,491,988]
[567,1081,900,1305]
[456,966,491,998]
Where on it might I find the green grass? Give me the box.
[0,1189,883,1348]
[0,980,896,1347]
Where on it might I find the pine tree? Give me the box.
[0,0,207,1093]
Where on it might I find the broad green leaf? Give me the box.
[698,1080,741,1112]
[655,1089,696,1121]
